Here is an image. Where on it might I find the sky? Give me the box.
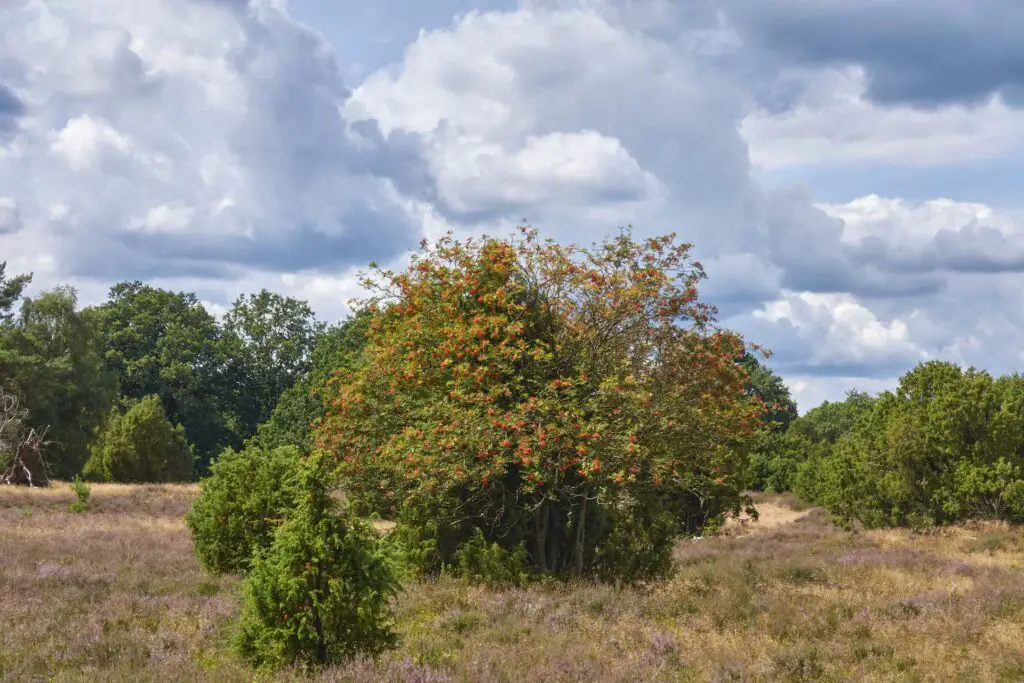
[3,0,1024,411]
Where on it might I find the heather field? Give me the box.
[2,484,1024,682]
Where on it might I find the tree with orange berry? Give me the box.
[316,227,763,581]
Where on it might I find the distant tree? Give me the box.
[739,352,798,431]
[789,390,877,444]
[0,261,31,323]
[253,310,371,453]
[799,361,1024,527]
[222,290,324,438]
[737,352,801,491]
[0,287,117,477]
[748,388,878,494]
[83,394,194,483]
[95,282,233,470]
[747,430,812,493]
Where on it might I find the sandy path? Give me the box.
[725,501,810,533]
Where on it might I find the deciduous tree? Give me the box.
[96,282,233,469]
[222,290,324,437]
[317,228,762,580]
[0,287,116,477]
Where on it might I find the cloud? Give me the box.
[0,198,20,234]
[429,129,662,216]
[0,84,25,136]
[726,0,1024,109]
[731,290,929,378]
[349,7,752,238]
[826,195,1024,275]
[742,67,1024,170]
[0,0,430,291]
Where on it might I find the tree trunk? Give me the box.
[545,503,560,573]
[532,502,548,573]
[572,495,588,577]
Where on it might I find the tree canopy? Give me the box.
[95,282,237,469]
[315,229,762,579]
[739,352,798,431]
[222,290,324,438]
[0,286,116,478]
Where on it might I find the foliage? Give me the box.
[95,282,235,471]
[789,390,877,444]
[253,310,371,453]
[747,429,813,493]
[69,475,91,513]
[747,389,878,494]
[800,361,1024,527]
[739,353,798,431]
[0,261,31,324]
[451,527,530,587]
[83,395,194,483]
[317,228,762,581]
[186,443,302,574]
[0,287,116,477]
[234,451,399,670]
[222,290,324,439]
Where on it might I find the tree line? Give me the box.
[0,261,356,482]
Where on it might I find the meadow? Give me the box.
[2,484,1023,682]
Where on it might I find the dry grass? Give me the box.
[2,484,1023,682]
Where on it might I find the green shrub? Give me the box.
[83,395,194,483]
[451,527,529,587]
[747,430,812,493]
[68,475,91,513]
[800,363,1024,528]
[234,451,399,671]
[589,496,680,583]
[748,390,878,495]
[186,444,301,575]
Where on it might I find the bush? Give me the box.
[235,452,399,670]
[451,527,529,586]
[68,475,90,513]
[800,363,1024,528]
[187,444,301,574]
[83,395,194,482]
[747,390,878,495]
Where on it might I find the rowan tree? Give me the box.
[316,228,762,580]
